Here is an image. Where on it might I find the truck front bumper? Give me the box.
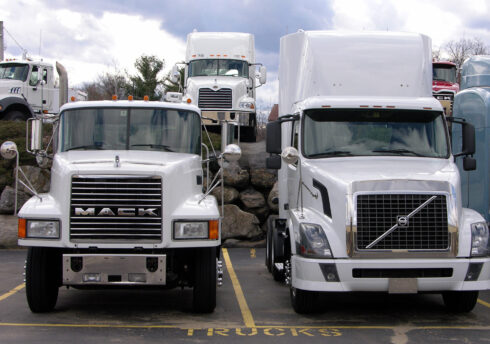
[292,255,490,292]
[62,254,166,286]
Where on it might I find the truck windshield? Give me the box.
[188,59,249,78]
[433,65,457,83]
[303,109,449,158]
[60,107,201,155]
[0,63,29,81]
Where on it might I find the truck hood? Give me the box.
[432,81,459,93]
[306,156,458,195]
[54,150,200,174]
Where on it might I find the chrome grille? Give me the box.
[70,176,162,242]
[198,88,232,108]
[356,194,449,250]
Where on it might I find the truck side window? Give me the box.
[29,66,39,86]
[42,69,48,83]
[291,120,299,166]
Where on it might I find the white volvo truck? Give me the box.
[0,59,86,120]
[180,31,267,142]
[1,98,240,313]
[265,31,489,313]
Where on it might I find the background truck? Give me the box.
[0,98,241,313]
[453,55,490,224]
[265,30,489,314]
[0,58,86,120]
[181,31,267,142]
[432,61,459,116]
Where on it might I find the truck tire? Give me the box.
[290,286,319,314]
[3,110,28,121]
[442,291,479,312]
[26,247,60,313]
[193,247,217,313]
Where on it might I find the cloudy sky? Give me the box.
[1,0,489,111]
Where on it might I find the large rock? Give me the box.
[17,165,50,194]
[0,186,31,214]
[220,204,261,240]
[0,215,18,248]
[222,238,266,248]
[211,185,239,204]
[267,182,279,213]
[223,165,249,189]
[245,205,270,225]
[250,168,276,189]
[239,188,266,209]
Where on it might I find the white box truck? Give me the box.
[181,31,266,142]
[1,98,241,313]
[0,59,86,120]
[265,31,489,313]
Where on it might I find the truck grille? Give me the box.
[356,194,449,251]
[198,88,232,109]
[70,176,162,242]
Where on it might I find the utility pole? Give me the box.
[0,21,4,61]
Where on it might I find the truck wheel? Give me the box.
[193,247,217,313]
[265,224,272,272]
[26,247,60,313]
[3,110,28,121]
[442,291,479,312]
[290,286,319,314]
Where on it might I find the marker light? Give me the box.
[186,98,192,104]
[18,218,26,238]
[128,95,133,101]
[209,220,219,240]
[112,95,117,101]
[70,96,76,102]
[144,95,149,101]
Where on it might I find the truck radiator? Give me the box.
[198,88,232,109]
[356,194,449,251]
[70,176,162,242]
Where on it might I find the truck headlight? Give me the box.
[239,101,255,110]
[26,220,60,239]
[471,222,489,257]
[297,223,332,258]
[173,220,219,240]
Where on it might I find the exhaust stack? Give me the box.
[56,62,68,107]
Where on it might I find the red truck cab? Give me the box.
[433,61,459,115]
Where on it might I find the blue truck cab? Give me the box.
[453,55,490,223]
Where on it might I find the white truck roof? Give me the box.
[60,100,201,114]
[185,32,255,63]
[279,31,433,116]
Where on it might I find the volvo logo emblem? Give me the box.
[397,216,409,227]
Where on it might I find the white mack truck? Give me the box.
[265,31,489,313]
[1,97,241,313]
[0,58,86,120]
[178,31,267,142]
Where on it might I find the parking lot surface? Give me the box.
[0,248,489,343]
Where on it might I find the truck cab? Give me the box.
[182,32,266,142]
[266,31,489,314]
[2,99,239,313]
[433,61,459,116]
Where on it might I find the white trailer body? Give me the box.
[266,31,489,313]
[183,32,266,142]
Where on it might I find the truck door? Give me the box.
[287,119,301,209]
[27,65,43,113]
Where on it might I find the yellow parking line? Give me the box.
[478,299,490,308]
[0,283,25,302]
[222,248,256,328]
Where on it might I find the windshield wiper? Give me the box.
[131,144,174,152]
[65,144,104,151]
[307,150,353,158]
[372,148,425,157]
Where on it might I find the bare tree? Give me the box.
[444,37,489,68]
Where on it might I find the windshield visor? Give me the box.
[60,107,201,154]
[303,109,449,159]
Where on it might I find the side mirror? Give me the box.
[259,66,267,85]
[0,141,18,160]
[281,147,299,165]
[222,144,241,162]
[266,121,281,154]
[29,119,43,152]
[170,65,180,83]
[463,156,476,171]
[266,154,281,169]
[461,121,475,156]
